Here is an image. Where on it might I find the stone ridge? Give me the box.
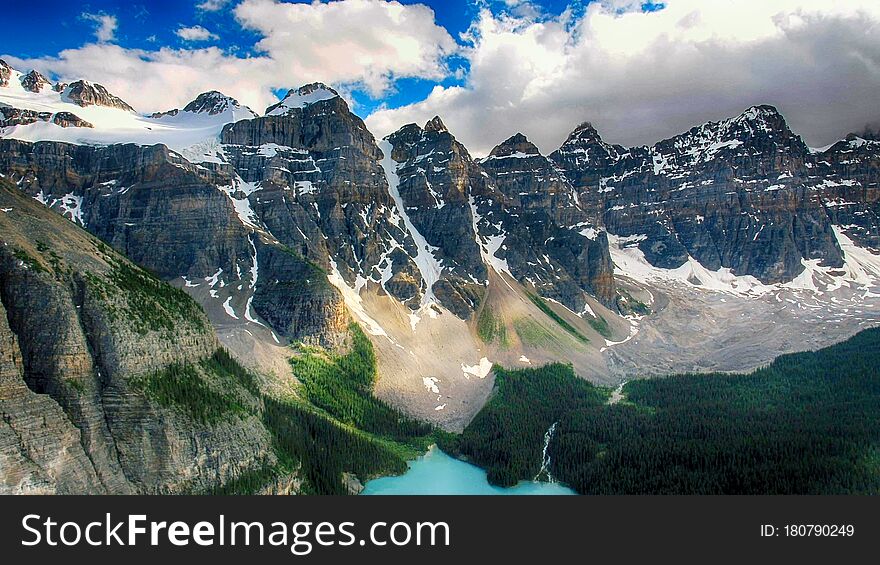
[63,80,135,112]
[550,105,879,283]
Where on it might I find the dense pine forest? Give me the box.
[441,328,880,494]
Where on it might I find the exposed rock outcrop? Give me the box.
[52,112,93,128]
[0,108,92,129]
[551,105,857,283]
[19,70,50,93]
[184,91,253,116]
[63,80,135,112]
[479,133,616,309]
[0,59,12,88]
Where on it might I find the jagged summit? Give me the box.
[0,59,11,87]
[568,121,603,142]
[182,91,251,116]
[488,132,541,158]
[19,70,51,93]
[62,80,135,112]
[264,82,340,116]
[550,120,629,173]
[149,91,257,120]
[424,115,447,133]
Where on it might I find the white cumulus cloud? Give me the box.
[81,12,118,43]
[176,25,220,42]
[196,0,231,11]
[234,0,458,97]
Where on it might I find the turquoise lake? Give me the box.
[361,446,577,495]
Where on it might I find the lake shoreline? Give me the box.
[361,445,577,495]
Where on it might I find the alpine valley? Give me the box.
[1,58,879,494]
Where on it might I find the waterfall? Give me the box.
[534,422,559,483]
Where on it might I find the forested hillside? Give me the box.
[441,328,880,494]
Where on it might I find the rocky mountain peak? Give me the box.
[265,82,340,116]
[384,122,424,154]
[722,104,795,140]
[568,121,603,143]
[647,104,807,177]
[424,115,448,133]
[550,120,629,174]
[0,59,11,88]
[182,90,250,116]
[20,70,51,93]
[488,133,540,158]
[852,126,880,142]
[62,80,135,112]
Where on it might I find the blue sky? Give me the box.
[3,1,879,155]
[2,0,588,115]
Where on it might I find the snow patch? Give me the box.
[222,297,239,319]
[422,377,440,394]
[326,256,389,337]
[461,357,493,379]
[379,139,444,323]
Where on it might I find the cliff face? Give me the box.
[0,138,348,348]
[383,118,489,316]
[477,132,617,309]
[550,106,879,283]
[0,299,102,494]
[0,139,250,279]
[813,134,880,250]
[0,181,283,494]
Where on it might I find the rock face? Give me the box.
[183,91,253,116]
[19,70,50,93]
[478,133,616,309]
[51,112,93,128]
[0,138,348,347]
[0,298,102,494]
[220,90,461,319]
[0,139,248,276]
[62,80,135,112]
[550,105,872,282]
[0,59,10,88]
[0,180,283,494]
[0,107,53,128]
[0,108,91,129]
[812,134,880,250]
[383,117,489,316]
[251,243,348,348]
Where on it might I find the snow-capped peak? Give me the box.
[61,80,135,112]
[0,59,11,87]
[182,91,254,116]
[488,132,541,158]
[0,69,254,161]
[150,91,257,120]
[20,70,51,93]
[568,121,603,143]
[265,83,339,116]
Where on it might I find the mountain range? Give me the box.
[1,58,878,493]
